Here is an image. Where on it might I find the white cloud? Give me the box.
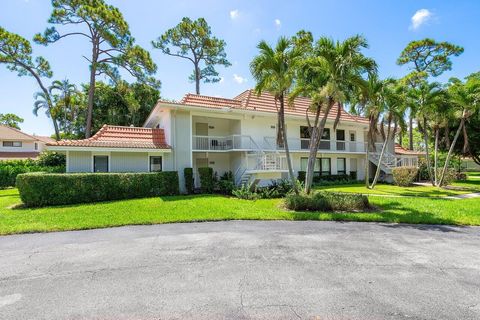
[274,19,281,29]
[219,77,225,84]
[410,9,432,30]
[233,74,247,84]
[230,9,239,20]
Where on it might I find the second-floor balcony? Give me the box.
[192,135,368,153]
[263,137,367,153]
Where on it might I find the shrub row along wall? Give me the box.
[17,172,179,207]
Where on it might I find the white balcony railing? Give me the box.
[192,135,259,151]
[263,136,367,153]
[246,153,287,171]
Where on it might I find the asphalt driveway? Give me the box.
[0,221,479,320]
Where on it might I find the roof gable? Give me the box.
[48,125,170,149]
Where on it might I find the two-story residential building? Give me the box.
[0,125,55,160]
[47,90,419,192]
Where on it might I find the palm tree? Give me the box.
[290,35,376,193]
[437,76,480,186]
[32,91,60,140]
[50,79,78,135]
[410,80,444,185]
[250,37,301,193]
[353,74,386,187]
[369,80,406,189]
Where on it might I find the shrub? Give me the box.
[285,191,369,212]
[232,183,258,200]
[393,167,419,187]
[297,171,306,182]
[455,172,467,181]
[198,167,215,194]
[349,171,357,180]
[36,151,66,167]
[0,159,65,188]
[217,171,234,195]
[184,167,194,194]
[436,168,456,186]
[16,171,179,207]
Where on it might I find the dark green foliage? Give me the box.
[36,151,66,167]
[0,113,24,129]
[297,171,306,182]
[16,172,179,207]
[198,167,215,194]
[349,171,358,180]
[232,184,258,200]
[393,167,419,186]
[285,191,369,212]
[0,159,64,188]
[217,171,234,195]
[232,179,295,200]
[184,167,194,194]
[152,17,231,94]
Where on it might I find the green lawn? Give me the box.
[315,183,472,197]
[1,182,480,235]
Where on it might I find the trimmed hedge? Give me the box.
[198,167,215,194]
[0,159,64,188]
[392,167,418,187]
[285,191,369,212]
[16,171,179,207]
[184,167,194,194]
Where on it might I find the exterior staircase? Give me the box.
[368,151,397,174]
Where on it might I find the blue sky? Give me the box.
[1,0,479,136]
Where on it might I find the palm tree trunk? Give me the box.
[279,96,298,194]
[85,42,99,139]
[422,117,434,185]
[409,114,414,150]
[304,102,333,194]
[438,115,465,187]
[365,147,370,187]
[434,128,439,186]
[370,127,391,189]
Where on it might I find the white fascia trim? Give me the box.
[47,146,171,153]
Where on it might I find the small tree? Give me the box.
[0,27,60,139]
[291,35,376,193]
[0,113,24,130]
[35,0,158,138]
[152,17,231,95]
[250,37,301,194]
[397,38,463,150]
[438,76,480,186]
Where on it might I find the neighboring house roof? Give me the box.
[0,125,38,141]
[34,135,55,144]
[47,125,170,149]
[173,89,369,125]
[0,152,40,160]
[395,144,425,156]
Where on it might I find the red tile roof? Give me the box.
[0,152,40,160]
[47,125,170,149]
[395,144,425,156]
[176,89,369,124]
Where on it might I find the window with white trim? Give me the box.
[3,141,22,147]
[150,156,162,172]
[93,155,109,173]
[337,158,346,174]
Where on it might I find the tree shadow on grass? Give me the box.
[288,198,467,231]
